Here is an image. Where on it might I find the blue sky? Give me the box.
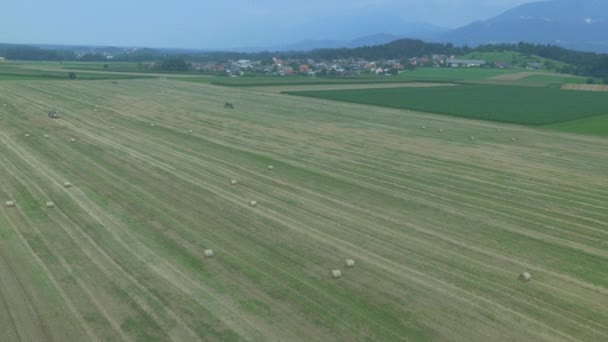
[1,0,536,49]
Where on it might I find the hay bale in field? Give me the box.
[344,259,355,268]
[519,272,532,282]
[512,137,517,142]
[63,182,72,188]
[188,130,193,134]
[70,138,76,143]
[330,270,342,279]
[5,201,15,208]
[267,165,274,170]
[204,249,214,258]
[230,179,238,185]
[24,134,30,137]
[110,126,115,130]
[439,129,444,132]
[470,136,475,140]
[46,202,55,208]
[496,128,502,132]
[421,125,426,129]
[249,200,258,207]
[150,123,156,127]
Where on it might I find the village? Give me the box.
[184,54,551,77]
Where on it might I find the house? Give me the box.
[299,64,309,73]
[527,62,543,70]
[448,59,486,67]
[235,60,253,69]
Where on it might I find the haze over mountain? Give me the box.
[441,0,608,52]
[0,0,532,49]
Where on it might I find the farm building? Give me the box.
[448,59,486,67]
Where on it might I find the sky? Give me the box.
[0,0,537,49]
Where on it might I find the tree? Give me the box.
[68,72,77,80]
[157,56,191,72]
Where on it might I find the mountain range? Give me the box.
[259,0,608,53]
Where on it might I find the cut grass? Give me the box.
[285,84,608,125]
[0,64,153,81]
[0,79,607,341]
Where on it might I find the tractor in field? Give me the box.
[224,102,234,109]
[48,110,59,119]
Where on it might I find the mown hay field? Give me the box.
[0,79,607,341]
[285,84,608,126]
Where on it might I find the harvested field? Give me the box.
[249,82,457,94]
[0,79,607,341]
[489,72,546,81]
[562,84,608,92]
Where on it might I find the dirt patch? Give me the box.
[489,72,545,81]
[561,84,608,92]
[249,82,457,93]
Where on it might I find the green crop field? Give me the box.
[546,114,608,137]
[1,78,607,341]
[285,84,608,126]
[0,64,153,81]
[397,68,520,81]
[459,51,569,68]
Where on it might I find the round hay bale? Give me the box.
[230,179,237,185]
[470,136,475,140]
[330,270,342,279]
[46,202,55,208]
[150,123,156,127]
[512,137,517,141]
[519,272,532,282]
[63,182,72,188]
[249,200,258,207]
[110,126,115,130]
[344,259,355,268]
[204,249,214,258]
[24,134,30,137]
[421,125,426,129]
[439,129,444,132]
[43,134,49,138]
[496,128,502,132]
[267,165,274,170]
[188,130,193,134]
[70,138,76,143]
[5,201,15,208]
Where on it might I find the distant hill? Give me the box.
[271,34,407,52]
[441,0,608,52]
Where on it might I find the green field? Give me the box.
[285,84,608,125]
[546,114,608,137]
[397,67,523,81]
[459,51,569,68]
[0,63,156,81]
[0,77,607,341]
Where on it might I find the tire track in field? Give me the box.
[0,153,142,342]
[79,110,608,324]
[65,103,608,246]
[77,119,608,333]
[61,100,608,316]
[19,84,608,296]
[0,130,274,341]
[53,117,404,340]
[0,206,98,341]
[57,119,584,341]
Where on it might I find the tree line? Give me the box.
[2,40,607,81]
